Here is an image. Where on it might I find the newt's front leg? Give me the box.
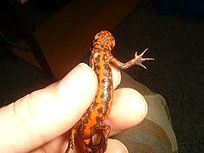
[110,48,154,69]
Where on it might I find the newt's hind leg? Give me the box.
[84,123,111,153]
[66,128,77,153]
[95,124,111,153]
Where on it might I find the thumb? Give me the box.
[0,63,97,153]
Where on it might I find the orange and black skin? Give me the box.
[67,30,154,153]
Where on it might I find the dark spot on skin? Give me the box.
[87,110,92,119]
[101,44,106,49]
[94,65,100,72]
[107,94,111,102]
[97,107,104,115]
[101,77,109,84]
[100,92,105,99]
[94,54,100,63]
[79,122,86,132]
[96,116,103,124]
[103,69,111,77]
[103,63,111,71]
[82,116,89,125]
[102,93,111,105]
[91,101,98,109]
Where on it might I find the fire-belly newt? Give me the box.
[66,30,154,153]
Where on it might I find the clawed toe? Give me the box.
[134,48,154,69]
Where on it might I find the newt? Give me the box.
[66,30,154,153]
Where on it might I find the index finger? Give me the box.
[108,88,148,135]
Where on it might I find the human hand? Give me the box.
[0,63,147,153]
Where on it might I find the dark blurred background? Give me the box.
[0,0,204,152]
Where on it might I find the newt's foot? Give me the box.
[134,48,154,69]
[66,129,76,153]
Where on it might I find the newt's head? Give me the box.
[93,30,115,51]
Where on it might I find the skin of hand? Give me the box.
[0,63,148,153]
